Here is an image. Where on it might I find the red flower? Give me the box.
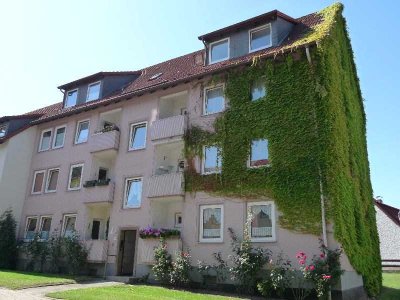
[320,253,325,258]
[309,265,315,271]
[322,274,331,280]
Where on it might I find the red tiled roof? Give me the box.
[30,10,324,125]
[375,200,400,227]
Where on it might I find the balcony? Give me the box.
[89,129,120,153]
[137,238,182,264]
[150,115,186,141]
[82,182,114,204]
[85,240,108,262]
[146,172,184,198]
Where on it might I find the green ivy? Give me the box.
[184,3,381,296]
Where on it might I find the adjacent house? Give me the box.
[375,199,400,269]
[0,3,380,299]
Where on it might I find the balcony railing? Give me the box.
[85,240,108,262]
[137,238,182,264]
[82,182,114,204]
[89,130,120,153]
[150,115,186,141]
[146,172,184,198]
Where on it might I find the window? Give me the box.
[203,146,221,174]
[75,120,90,144]
[98,168,108,181]
[249,139,269,168]
[200,205,223,243]
[249,24,272,52]
[129,122,147,151]
[68,164,84,190]
[25,217,38,240]
[204,86,225,115]
[65,89,78,108]
[86,81,101,102]
[62,215,77,238]
[209,38,229,64]
[247,201,275,242]
[32,170,46,194]
[45,168,59,193]
[52,125,66,149]
[0,125,7,138]
[124,177,143,208]
[39,217,52,240]
[175,213,182,228]
[91,220,101,240]
[39,129,52,151]
[251,79,266,101]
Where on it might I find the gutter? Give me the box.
[32,42,318,126]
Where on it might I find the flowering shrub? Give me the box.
[139,226,180,239]
[152,238,172,284]
[170,250,192,287]
[228,226,271,294]
[296,241,344,299]
[257,253,292,298]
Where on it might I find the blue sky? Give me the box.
[0,1,399,207]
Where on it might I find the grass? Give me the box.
[48,285,244,300]
[0,270,80,290]
[379,272,400,300]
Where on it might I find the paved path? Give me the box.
[0,280,122,300]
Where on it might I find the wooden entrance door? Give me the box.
[118,230,136,275]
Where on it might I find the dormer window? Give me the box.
[0,125,7,138]
[87,82,101,102]
[249,24,272,52]
[209,38,229,64]
[65,89,78,108]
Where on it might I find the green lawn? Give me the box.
[48,285,244,300]
[379,272,400,300]
[0,270,78,290]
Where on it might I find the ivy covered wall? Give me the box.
[185,3,381,297]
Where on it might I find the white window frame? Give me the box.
[209,38,230,64]
[249,24,272,53]
[128,122,147,151]
[202,145,222,175]
[38,216,52,240]
[86,81,102,102]
[248,139,270,169]
[199,204,224,243]
[203,84,225,116]
[62,214,77,237]
[0,124,8,138]
[65,88,78,108]
[247,201,276,242]
[52,125,67,149]
[31,170,46,194]
[38,128,53,152]
[45,168,60,193]
[68,163,84,191]
[24,216,38,240]
[123,177,143,208]
[74,119,90,144]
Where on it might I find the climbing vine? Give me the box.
[184,3,381,297]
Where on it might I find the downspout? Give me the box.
[306,46,331,300]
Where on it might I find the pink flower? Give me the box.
[309,265,315,271]
[320,253,325,258]
[305,266,309,271]
[299,259,306,265]
[322,274,331,280]
[296,251,306,259]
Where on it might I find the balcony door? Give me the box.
[118,230,136,276]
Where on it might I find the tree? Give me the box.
[0,209,17,269]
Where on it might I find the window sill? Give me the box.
[249,44,272,53]
[74,141,88,145]
[250,238,277,243]
[128,147,146,152]
[67,188,81,192]
[209,58,229,65]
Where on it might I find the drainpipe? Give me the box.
[306,46,331,300]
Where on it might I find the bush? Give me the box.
[63,233,88,275]
[152,238,173,284]
[227,225,271,294]
[198,252,228,285]
[47,232,64,273]
[0,209,17,269]
[24,234,49,272]
[170,250,192,287]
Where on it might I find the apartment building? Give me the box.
[7,3,379,299]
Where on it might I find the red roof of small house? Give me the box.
[375,200,400,227]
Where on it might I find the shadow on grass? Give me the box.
[379,287,400,300]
